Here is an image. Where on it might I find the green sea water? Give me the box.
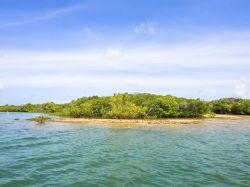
[0,113,250,187]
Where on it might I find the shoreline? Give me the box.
[47,114,250,125]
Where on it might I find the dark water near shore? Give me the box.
[0,113,250,187]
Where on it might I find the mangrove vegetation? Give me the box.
[0,93,249,119]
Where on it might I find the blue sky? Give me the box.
[0,0,250,104]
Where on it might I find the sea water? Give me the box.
[0,112,249,186]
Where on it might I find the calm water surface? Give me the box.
[0,113,250,187]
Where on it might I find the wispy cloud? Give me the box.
[1,74,235,89]
[1,36,250,70]
[1,31,250,99]
[134,22,157,34]
[0,81,4,90]
[105,48,122,57]
[234,77,249,97]
[0,4,84,28]
[208,89,217,97]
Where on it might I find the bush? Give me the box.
[29,116,50,124]
[1,93,249,119]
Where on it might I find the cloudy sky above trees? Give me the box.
[0,0,250,104]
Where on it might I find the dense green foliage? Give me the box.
[0,93,249,118]
[210,98,250,115]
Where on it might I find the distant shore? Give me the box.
[47,114,250,125]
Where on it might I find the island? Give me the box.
[0,93,249,124]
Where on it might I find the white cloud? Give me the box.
[83,28,93,35]
[0,81,4,90]
[1,74,235,88]
[134,23,156,34]
[240,76,247,82]
[1,31,250,99]
[0,4,84,28]
[209,89,217,97]
[1,39,250,72]
[105,48,122,57]
[234,77,248,97]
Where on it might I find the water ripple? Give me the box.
[0,113,250,186]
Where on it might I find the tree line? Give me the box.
[0,93,249,118]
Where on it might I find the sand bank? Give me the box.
[48,117,203,125]
[46,114,250,125]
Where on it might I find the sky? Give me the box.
[0,0,250,104]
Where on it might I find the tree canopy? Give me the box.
[0,93,249,118]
